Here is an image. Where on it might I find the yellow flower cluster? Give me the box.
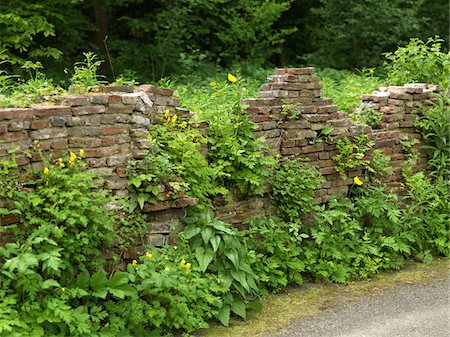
[227,73,237,83]
[353,176,363,186]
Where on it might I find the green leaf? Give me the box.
[109,284,136,299]
[231,300,246,319]
[42,279,60,289]
[201,227,213,245]
[183,225,201,240]
[77,270,90,289]
[195,246,215,272]
[210,235,221,253]
[90,269,108,298]
[225,250,240,270]
[217,304,231,326]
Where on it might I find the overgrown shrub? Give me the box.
[384,36,450,85]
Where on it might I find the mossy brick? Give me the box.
[282,120,311,129]
[106,154,129,166]
[115,166,127,178]
[30,128,68,140]
[69,137,102,148]
[8,120,30,131]
[61,96,90,106]
[274,67,315,75]
[105,179,128,190]
[101,114,131,124]
[90,95,109,105]
[131,114,151,126]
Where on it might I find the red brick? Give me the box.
[139,84,173,97]
[0,124,6,134]
[0,132,28,142]
[100,126,128,135]
[34,106,72,117]
[0,108,34,119]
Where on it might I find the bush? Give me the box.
[384,36,450,85]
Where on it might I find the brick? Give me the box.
[51,139,68,149]
[139,84,173,96]
[8,120,30,131]
[106,154,130,166]
[61,96,90,106]
[69,137,102,148]
[131,114,151,126]
[90,95,109,105]
[100,126,129,135]
[0,108,34,120]
[251,115,270,123]
[0,124,6,134]
[68,127,99,137]
[101,114,130,124]
[275,67,315,75]
[319,166,337,175]
[49,116,67,127]
[71,105,106,115]
[282,120,310,129]
[106,104,134,114]
[1,131,29,142]
[31,119,50,129]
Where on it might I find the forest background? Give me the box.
[1,0,448,83]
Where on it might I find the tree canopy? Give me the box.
[0,0,448,81]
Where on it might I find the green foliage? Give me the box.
[1,151,114,275]
[306,0,424,69]
[175,76,276,196]
[317,68,383,112]
[0,61,62,108]
[66,52,106,93]
[182,210,259,326]
[333,134,392,179]
[384,37,450,85]
[127,116,225,211]
[103,246,221,335]
[401,171,449,260]
[241,217,307,294]
[270,158,324,221]
[414,89,450,177]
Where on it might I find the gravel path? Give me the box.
[265,277,449,337]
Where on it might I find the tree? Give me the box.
[303,0,425,69]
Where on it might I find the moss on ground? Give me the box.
[196,258,449,337]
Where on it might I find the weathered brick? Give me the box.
[61,95,90,106]
[106,154,130,166]
[71,105,106,115]
[100,126,129,135]
[0,108,34,120]
[30,128,68,140]
[8,120,30,131]
[31,119,50,129]
[139,84,174,97]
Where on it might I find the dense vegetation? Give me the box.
[0,0,448,82]
[0,2,449,335]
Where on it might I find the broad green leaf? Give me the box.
[210,235,221,253]
[217,304,230,326]
[42,279,60,289]
[77,270,90,289]
[231,300,246,319]
[195,246,215,272]
[91,269,108,298]
[201,227,213,245]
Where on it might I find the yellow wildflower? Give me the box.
[173,246,178,250]
[61,287,66,292]
[164,109,170,118]
[227,73,237,83]
[171,115,178,123]
[146,252,153,259]
[179,121,187,128]
[131,259,138,267]
[79,149,85,158]
[276,154,281,160]
[354,176,363,186]
[43,167,50,176]
[210,81,216,87]
[165,267,171,271]
[180,259,186,266]
[69,151,77,165]
[185,263,191,270]
[242,87,247,92]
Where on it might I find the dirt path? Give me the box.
[196,258,449,337]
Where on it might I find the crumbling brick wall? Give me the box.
[0,68,440,250]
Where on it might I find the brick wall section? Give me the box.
[0,68,441,250]
[242,68,439,205]
[0,85,195,248]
